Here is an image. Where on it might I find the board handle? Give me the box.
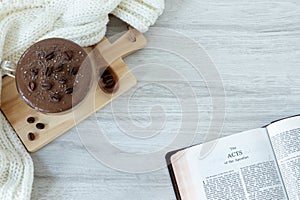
[95,27,147,65]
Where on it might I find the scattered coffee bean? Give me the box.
[28,132,35,141]
[41,82,52,90]
[99,68,118,93]
[58,77,67,84]
[104,79,115,88]
[44,66,52,77]
[65,87,73,94]
[27,117,35,123]
[50,94,61,102]
[30,68,39,75]
[36,123,45,129]
[70,67,79,75]
[103,74,113,81]
[64,50,73,60]
[103,77,113,84]
[103,75,113,82]
[28,81,36,92]
[104,73,113,78]
[45,51,55,61]
[54,63,64,72]
[101,69,116,89]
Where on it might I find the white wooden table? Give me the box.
[30,0,300,199]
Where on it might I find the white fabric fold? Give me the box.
[0,113,33,200]
[0,0,164,199]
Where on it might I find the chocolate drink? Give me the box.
[15,38,93,113]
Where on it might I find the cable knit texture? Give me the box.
[0,0,164,199]
[112,0,164,32]
[0,114,33,200]
[0,0,164,64]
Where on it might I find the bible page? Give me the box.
[267,116,300,200]
[171,128,287,200]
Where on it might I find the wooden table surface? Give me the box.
[30,0,300,199]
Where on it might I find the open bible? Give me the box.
[166,115,300,200]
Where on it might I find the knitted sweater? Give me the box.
[0,0,164,199]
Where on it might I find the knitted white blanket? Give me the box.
[0,0,164,199]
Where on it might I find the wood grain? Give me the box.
[30,0,300,199]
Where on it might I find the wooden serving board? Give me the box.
[1,29,146,152]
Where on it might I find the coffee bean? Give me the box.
[99,69,117,91]
[103,74,113,81]
[70,67,79,75]
[27,117,35,123]
[50,94,61,102]
[104,79,115,88]
[58,77,67,84]
[101,69,115,86]
[41,82,52,90]
[54,63,64,72]
[64,50,73,60]
[45,51,55,61]
[103,77,113,84]
[36,123,45,129]
[30,68,39,75]
[44,66,52,77]
[28,132,35,141]
[65,87,73,94]
[102,76,112,83]
[28,81,36,92]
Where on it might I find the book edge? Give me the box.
[165,150,184,200]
